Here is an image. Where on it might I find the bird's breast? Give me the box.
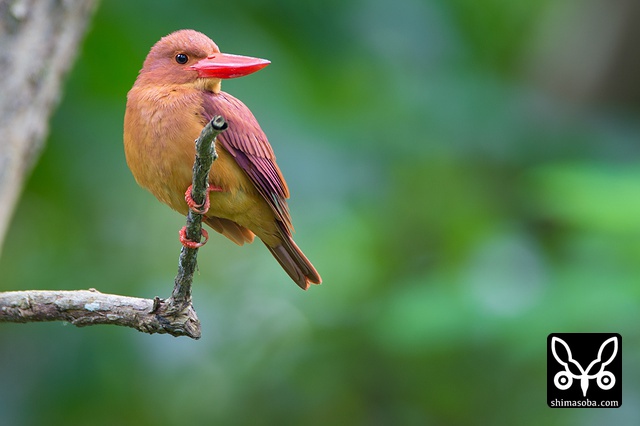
[124,85,260,220]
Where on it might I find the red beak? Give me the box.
[190,53,270,79]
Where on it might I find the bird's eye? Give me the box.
[175,53,188,64]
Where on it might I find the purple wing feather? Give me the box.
[201,91,292,230]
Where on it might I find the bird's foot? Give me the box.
[184,184,224,215]
[179,226,209,249]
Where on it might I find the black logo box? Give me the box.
[547,333,621,408]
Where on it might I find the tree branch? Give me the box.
[170,115,227,309]
[0,289,198,337]
[0,0,98,256]
[0,116,228,339]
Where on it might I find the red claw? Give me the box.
[179,226,209,249]
[184,184,224,215]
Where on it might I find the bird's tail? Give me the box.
[265,231,321,290]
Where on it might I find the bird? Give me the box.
[123,29,321,290]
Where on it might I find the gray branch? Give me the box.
[170,115,227,309]
[0,0,98,255]
[0,289,199,337]
[0,116,228,339]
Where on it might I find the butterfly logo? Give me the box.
[551,336,618,397]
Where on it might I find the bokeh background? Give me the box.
[2,0,640,424]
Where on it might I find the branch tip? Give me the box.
[210,115,228,131]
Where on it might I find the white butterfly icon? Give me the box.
[551,336,617,397]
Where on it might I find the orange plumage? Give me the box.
[124,30,321,289]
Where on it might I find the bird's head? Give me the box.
[137,29,270,93]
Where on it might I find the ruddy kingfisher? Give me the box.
[123,29,321,289]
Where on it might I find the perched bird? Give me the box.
[124,30,321,289]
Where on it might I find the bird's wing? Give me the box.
[201,91,293,231]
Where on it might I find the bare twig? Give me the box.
[170,115,227,309]
[0,116,228,339]
[0,289,198,337]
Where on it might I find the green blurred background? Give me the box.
[1,0,639,424]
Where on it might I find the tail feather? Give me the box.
[205,216,255,245]
[265,235,321,290]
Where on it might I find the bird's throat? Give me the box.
[195,78,222,94]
